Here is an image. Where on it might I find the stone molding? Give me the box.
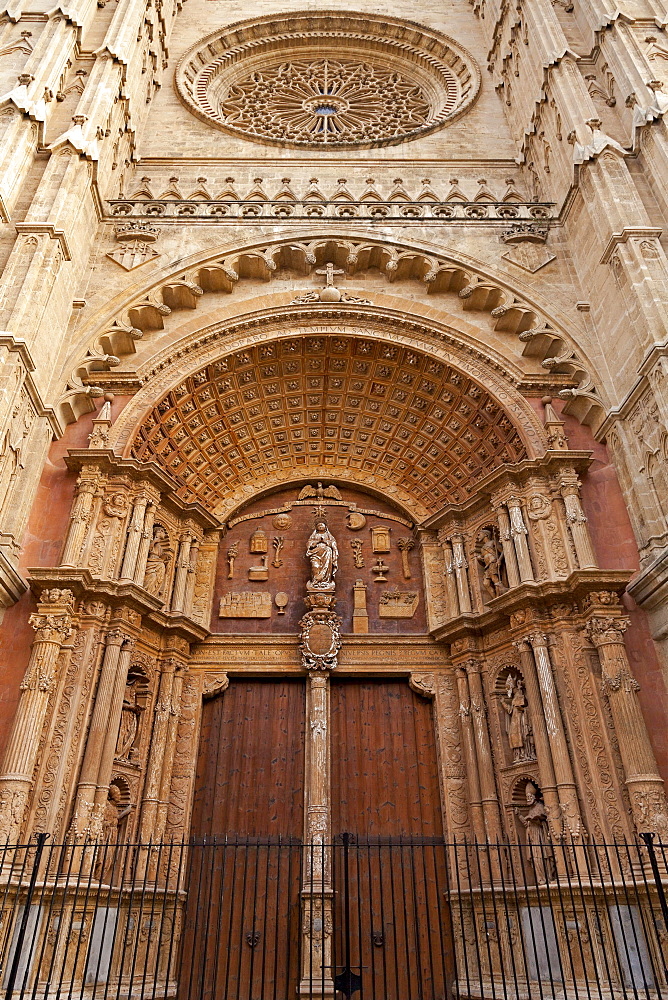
[68,233,601,430]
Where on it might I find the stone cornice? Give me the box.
[599,227,663,265]
[27,567,165,615]
[64,449,221,530]
[430,569,631,644]
[14,223,72,260]
[421,449,593,528]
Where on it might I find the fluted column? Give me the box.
[466,660,503,840]
[91,638,135,831]
[586,617,668,836]
[0,590,75,842]
[171,532,193,613]
[525,632,582,838]
[442,540,460,617]
[513,639,562,839]
[560,480,597,569]
[450,534,472,613]
[60,471,100,567]
[138,659,187,878]
[120,494,149,581]
[495,504,521,588]
[70,628,131,839]
[455,667,485,840]
[134,500,157,585]
[507,498,534,582]
[140,659,176,840]
[184,538,200,616]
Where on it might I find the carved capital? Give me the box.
[585,616,631,647]
[525,630,549,650]
[104,627,129,648]
[28,612,74,644]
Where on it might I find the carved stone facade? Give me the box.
[0,0,667,901]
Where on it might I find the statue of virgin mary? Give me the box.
[305,521,339,590]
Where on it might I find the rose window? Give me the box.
[220,59,431,144]
[175,13,481,149]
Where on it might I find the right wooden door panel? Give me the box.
[330,678,443,838]
[330,679,453,1000]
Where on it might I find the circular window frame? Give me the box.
[175,12,482,149]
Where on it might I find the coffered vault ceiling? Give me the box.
[130,335,527,518]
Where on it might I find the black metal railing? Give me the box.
[0,836,665,1000]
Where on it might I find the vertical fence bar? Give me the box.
[4,836,668,1000]
[4,833,49,1000]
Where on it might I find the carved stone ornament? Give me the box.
[175,13,481,149]
[202,673,229,699]
[107,223,160,272]
[299,609,343,671]
[502,243,556,273]
[219,592,272,618]
[378,589,419,617]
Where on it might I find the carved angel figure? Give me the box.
[306,521,338,589]
[143,525,171,597]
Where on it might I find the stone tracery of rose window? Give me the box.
[175,13,481,149]
[221,59,431,145]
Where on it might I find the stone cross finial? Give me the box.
[315,262,345,287]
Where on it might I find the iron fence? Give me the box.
[0,836,665,1000]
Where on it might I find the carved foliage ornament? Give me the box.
[175,13,481,149]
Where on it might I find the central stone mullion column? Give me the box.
[300,670,334,998]
[299,514,341,1000]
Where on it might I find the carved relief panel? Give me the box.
[212,485,425,634]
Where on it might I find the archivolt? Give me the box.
[63,233,603,431]
[109,308,548,523]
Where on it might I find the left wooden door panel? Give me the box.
[181,679,306,1000]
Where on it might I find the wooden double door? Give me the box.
[181,677,452,1000]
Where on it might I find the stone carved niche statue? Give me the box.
[306,520,339,591]
[475,526,507,602]
[501,673,535,763]
[116,666,149,762]
[94,779,132,882]
[143,525,172,597]
[515,781,555,885]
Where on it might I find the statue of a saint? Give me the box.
[95,783,132,882]
[515,782,555,884]
[501,675,534,762]
[306,521,338,590]
[143,525,171,597]
[476,528,506,600]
